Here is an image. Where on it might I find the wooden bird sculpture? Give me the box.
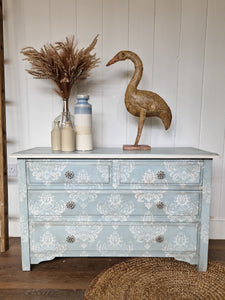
[106,51,172,150]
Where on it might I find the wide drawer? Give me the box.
[28,190,200,220]
[30,223,198,254]
[26,160,112,186]
[119,160,203,186]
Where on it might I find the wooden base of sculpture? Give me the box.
[123,145,151,151]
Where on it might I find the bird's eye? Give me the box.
[121,53,125,57]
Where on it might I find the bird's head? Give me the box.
[106,51,128,66]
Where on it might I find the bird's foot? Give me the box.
[123,144,151,151]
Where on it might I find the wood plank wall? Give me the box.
[2,0,225,238]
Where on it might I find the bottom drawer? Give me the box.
[30,222,198,255]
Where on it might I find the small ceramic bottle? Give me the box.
[74,94,93,151]
[61,121,75,151]
[51,121,61,151]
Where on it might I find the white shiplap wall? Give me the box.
[3,0,225,238]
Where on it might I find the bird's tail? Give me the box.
[159,106,172,130]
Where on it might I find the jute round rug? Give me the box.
[84,258,225,300]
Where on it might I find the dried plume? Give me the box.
[21,35,100,101]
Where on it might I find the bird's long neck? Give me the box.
[127,54,143,91]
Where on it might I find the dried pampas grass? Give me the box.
[21,35,100,101]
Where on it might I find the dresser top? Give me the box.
[11,147,218,159]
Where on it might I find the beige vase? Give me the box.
[51,121,61,151]
[61,121,75,151]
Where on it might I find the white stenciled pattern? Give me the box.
[163,227,196,252]
[175,194,198,215]
[65,225,102,249]
[97,230,133,255]
[163,161,201,183]
[16,153,213,271]
[119,161,135,182]
[29,192,65,215]
[203,182,211,204]
[75,169,90,183]
[69,191,98,209]
[97,193,135,221]
[97,161,110,182]
[165,194,199,221]
[200,222,209,244]
[27,161,66,184]
[142,169,158,184]
[30,230,67,254]
[134,192,164,209]
[129,225,167,249]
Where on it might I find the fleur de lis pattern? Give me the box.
[17,157,213,271]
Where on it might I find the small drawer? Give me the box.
[28,190,200,220]
[30,223,198,254]
[133,190,200,218]
[26,160,112,186]
[119,160,203,186]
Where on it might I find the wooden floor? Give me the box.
[0,238,224,300]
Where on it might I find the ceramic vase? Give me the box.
[74,95,93,151]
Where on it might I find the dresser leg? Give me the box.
[22,264,31,271]
[197,262,207,272]
[21,239,31,271]
[18,160,31,271]
[198,160,212,272]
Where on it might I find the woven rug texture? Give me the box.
[84,258,225,300]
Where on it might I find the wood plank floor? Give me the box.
[0,238,224,299]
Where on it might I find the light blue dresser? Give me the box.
[12,147,217,271]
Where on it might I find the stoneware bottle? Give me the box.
[61,121,75,151]
[74,94,93,151]
[51,120,61,151]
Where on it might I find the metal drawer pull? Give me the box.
[155,235,164,243]
[66,235,75,243]
[157,171,166,179]
[66,201,75,209]
[156,201,165,209]
[65,170,74,179]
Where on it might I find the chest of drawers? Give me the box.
[12,147,217,271]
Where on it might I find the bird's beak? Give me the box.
[106,55,119,66]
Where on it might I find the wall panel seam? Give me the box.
[173,0,183,147]
[199,0,209,148]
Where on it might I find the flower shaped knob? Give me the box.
[66,235,75,243]
[65,170,74,179]
[157,171,166,180]
[66,201,75,210]
[155,235,164,243]
[156,201,165,209]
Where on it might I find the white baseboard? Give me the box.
[209,219,225,239]
[3,218,225,239]
[9,218,21,237]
